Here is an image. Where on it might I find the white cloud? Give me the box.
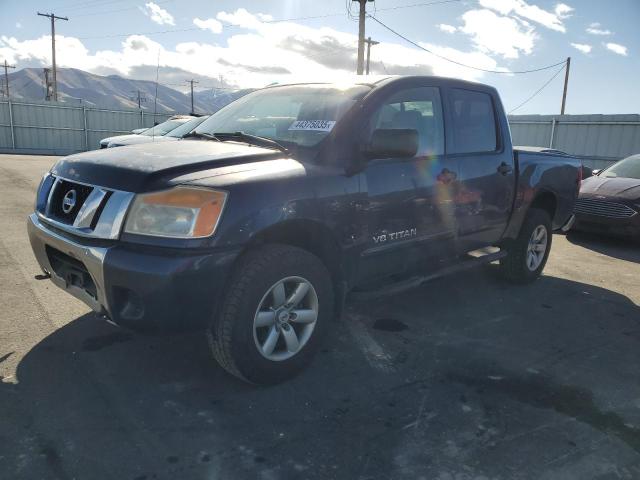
[554,4,574,18]
[570,42,591,54]
[143,2,175,26]
[438,24,457,34]
[15,22,22,29]
[0,9,509,89]
[193,17,223,34]
[586,22,611,35]
[606,42,628,56]
[479,0,572,32]
[460,9,536,59]
[256,13,274,22]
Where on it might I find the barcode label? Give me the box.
[288,120,336,132]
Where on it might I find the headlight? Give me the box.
[124,186,227,238]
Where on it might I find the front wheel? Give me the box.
[207,244,333,384]
[499,208,552,284]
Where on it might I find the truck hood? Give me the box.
[51,140,286,192]
[108,135,178,147]
[580,175,640,201]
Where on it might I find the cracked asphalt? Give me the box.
[1,154,639,480]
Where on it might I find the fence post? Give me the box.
[82,106,88,151]
[549,118,556,148]
[8,98,15,149]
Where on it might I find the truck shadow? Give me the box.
[2,273,640,479]
[566,230,640,263]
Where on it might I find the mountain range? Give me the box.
[3,67,251,114]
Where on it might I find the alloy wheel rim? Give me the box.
[526,225,548,271]
[253,276,319,361]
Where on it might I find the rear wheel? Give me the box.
[500,208,552,284]
[208,244,333,384]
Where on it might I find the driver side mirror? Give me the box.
[592,169,601,176]
[363,128,418,160]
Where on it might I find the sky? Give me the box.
[0,0,638,115]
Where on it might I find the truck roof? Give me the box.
[260,75,498,93]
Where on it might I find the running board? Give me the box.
[349,250,507,300]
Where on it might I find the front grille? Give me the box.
[575,198,638,219]
[37,175,134,240]
[48,179,94,225]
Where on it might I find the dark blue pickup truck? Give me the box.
[28,76,581,383]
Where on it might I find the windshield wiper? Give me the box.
[213,131,289,154]
[184,131,220,141]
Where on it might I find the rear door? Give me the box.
[357,84,458,282]
[445,87,515,252]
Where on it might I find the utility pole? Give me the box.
[43,68,53,100]
[2,60,16,97]
[353,0,373,75]
[187,79,198,115]
[560,56,570,115]
[37,12,68,102]
[131,89,146,109]
[364,37,379,75]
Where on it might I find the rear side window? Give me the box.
[449,89,498,154]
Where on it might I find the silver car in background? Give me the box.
[107,116,210,148]
[99,115,194,148]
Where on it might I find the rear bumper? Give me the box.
[28,213,241,332]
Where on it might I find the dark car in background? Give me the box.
[573,154,640,239]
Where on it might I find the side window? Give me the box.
[370,87,444,156]
[449,88,498,154]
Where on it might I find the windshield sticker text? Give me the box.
[288,120,336,132]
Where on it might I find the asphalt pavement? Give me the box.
[1,154,639,480]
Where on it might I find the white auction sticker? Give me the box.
[288,120,336,132]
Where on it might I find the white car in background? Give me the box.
[107,115,210,148]
[99,115,194,148]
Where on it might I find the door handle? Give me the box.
[497,162,513,175]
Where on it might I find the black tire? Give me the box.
[207,244,334,385]
[499,208,552,284]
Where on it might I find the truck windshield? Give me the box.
[602,155,640,180]
[195,84,370,148]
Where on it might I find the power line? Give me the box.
[508,63,567,114]
[376,0,462,12]
[367,15,568,74]
[77,1,461,40]
[53,0,129,12]
[78,26,199,40]
[71,0,174,17]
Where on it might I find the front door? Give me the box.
[357,85,458,283]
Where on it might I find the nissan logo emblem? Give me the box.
[62,189,77,214]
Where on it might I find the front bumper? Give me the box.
[573,212,640,239]
[28,213,241,332]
